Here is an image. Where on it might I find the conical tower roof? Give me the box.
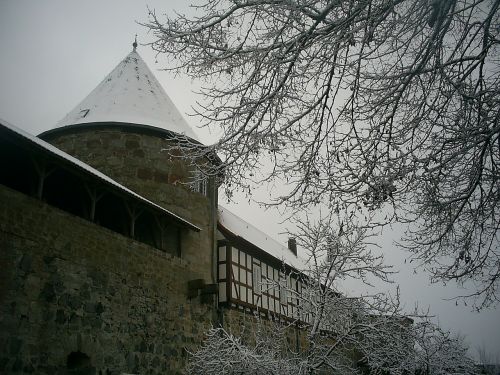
[55,45,198,140]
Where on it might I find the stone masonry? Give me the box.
[0,186,213,374]
[40,126,217,282]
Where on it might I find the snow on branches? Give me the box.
[144,0,500,306]
[187,212,476,374]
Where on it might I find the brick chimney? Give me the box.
[288,237,297,256]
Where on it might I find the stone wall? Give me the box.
[221,307,360,374]
[41,126,217,281]
[0,186,214,374]
[221,306,310,355]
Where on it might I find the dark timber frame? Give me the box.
[217,223,311,323]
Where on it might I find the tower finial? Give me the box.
[133,34,138,51]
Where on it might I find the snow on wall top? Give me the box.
[56,48,199,141]
[218,206,306,271]
[0,117,200,232]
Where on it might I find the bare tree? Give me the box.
[188,211,481,374]
[188,213,416,374]
[144,0,500,306]
[412,320,477,375]
[188,316,479,375]
[187,322,300,374]
[291,214,414,374]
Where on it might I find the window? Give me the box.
[218,263,226,279]
[222,250,305,315]
[240,249,246,267]
[279,274,288,305]
[263,294,268,309]
[218,246,226,261]
[240,284,247,302]
[232,264,239,282]
[253,265,262,295]
[228,248,255,305]
[164,226,181,257]
[188,170,208,196]
[326,236,339,263]
[217,244,228,303]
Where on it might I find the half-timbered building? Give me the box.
[217,207,311,322]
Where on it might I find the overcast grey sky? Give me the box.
[1,0,498,362]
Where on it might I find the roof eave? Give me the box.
[217,220,300,273]
[39,121,224,168]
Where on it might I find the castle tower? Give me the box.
[39,43,218,281]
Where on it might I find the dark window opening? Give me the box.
[135,211,160,249]
[94,194,129,236]
[164,223,181,257]
[67,351,94,375]
[42,168,89,219]
[0,138,39,196]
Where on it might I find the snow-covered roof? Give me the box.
[55,47,199,141]
[218,206,305,271]
[0,117,200,232]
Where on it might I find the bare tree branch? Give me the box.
[143,0,500,306]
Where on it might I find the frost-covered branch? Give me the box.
[188,212,423,374]
[412,320,477,375]
[146,0,500,306]
[144,0,500,306]
[187,324,300,375]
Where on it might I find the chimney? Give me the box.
[288,237,297,256]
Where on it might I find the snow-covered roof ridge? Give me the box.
[55,48,199,141]
[218,206,306,271]
[0,117,200,232]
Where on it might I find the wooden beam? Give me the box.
[31,159,54,200]
[124,202,142,238]
[84,184,104,222]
